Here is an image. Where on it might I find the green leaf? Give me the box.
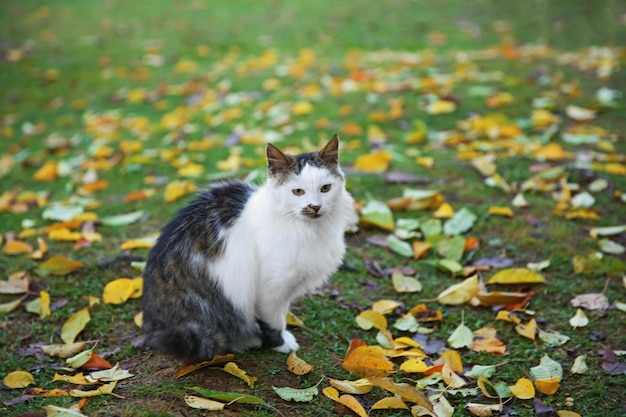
[100,210,145,226]
[360,200,395,231]
[436,235,466,262]
[187,387,266,405]
[443,207,477,236]
[530,355,563,380]
[465,364,498,379]
[388,235,413,258]
[272,385,319,402]
[420,218,442,238]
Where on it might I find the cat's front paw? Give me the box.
[272,330,299,353]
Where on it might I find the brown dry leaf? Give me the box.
[287,351,314,375]
[0,271,30,294]
[40,342,86,359]
[471,327,507,355]
[327,378,373,394]
[61,308,91,344]
[569,293,609,311]
[467,402,503,416]
[367,376,433,409]
[175,354,236,378]
[322,387,368,417]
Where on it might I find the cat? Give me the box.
[141,135,357,363]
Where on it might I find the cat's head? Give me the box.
[265,135,346,220]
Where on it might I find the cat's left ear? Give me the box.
[318,134,339,166]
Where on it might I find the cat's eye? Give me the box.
[292,188,305,196]
[320,184,332,193]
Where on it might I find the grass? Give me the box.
[1,0,626,416]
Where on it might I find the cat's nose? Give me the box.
[309,204,321,213]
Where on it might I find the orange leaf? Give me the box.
[342,344,394,378]
[2,240,33,255]
[534,377,560,395]
[439,349,463,374]
[80,353,112,370]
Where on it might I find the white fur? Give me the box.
[213,165,355,351]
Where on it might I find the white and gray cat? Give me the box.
[142,135,356,362]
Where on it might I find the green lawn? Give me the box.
[1,1,625,416]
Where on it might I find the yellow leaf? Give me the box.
[48,228,82,241]
[476,376,499,399]
[487,268,545,284]
[286,311,304,327]
[353,150,393,173]
[342,345,394,378]
[534,377,560,395]
[61,308,91,344]
[488,206,514,217]
[134,311,143,328]
[29,237,48,259]
[287,351,314,375]
[399,358,429,373]
[184,395,225,411]
[33,160,58,182]
[426,100,457,114]
[174,59,198,73]
[174,354,236,378]
[120,233,159,250]
[223,362,256,388]
[440,349,463,374]
[371,396,409,410]
[356,310,387,330]
[35,256,83,276]
[3,370,35,388]
[70,380,117,397]
[372,299,402,314]
[53,372,93,385]
[2,240,33,255]
[532,109,559,129]
[367,376,433,409]
[322,387,368,417]
[515,318,537,340]
[535,143,572,161]
[471,327,507,355]
[0,295,26,313]
[327,378,373,394]
[556,411,582,417]
[130,277,143,298]
[164,180,196,203]
[392,272,422,293]
[509,377,535,399]
[441,363,467,388]
[437,275,479,305]
[102,278,135,304]
[433,202,454,218]
[26,291,51,318]
[292,101,313,115]
[41,342,87,358]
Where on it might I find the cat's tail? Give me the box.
[144,322,226,363]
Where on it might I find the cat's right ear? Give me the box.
[266,143,294,176]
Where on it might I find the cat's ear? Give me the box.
[318,134,339,166]
[266,143,295,176]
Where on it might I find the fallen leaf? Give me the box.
[35,256,83,276]
[42,342,87,358]
[272,385,319,402]
[102,278,135,304]
[569,293,609,312]
[184,395,225,411]
[43,404,89,417]
[85,363,133,382]
[322,387,368,417]
[388,235,414,258]
[223,362,256,388]
[443,207,477,236]
[3,370,35,388]
[371,396,409,410]
[367,376,433,408]
[487,268,545,284]
[534,377,560,395]
[327,378,373,394]
[353,150,393,173]
[0,271,30,294]
[538,330,570,347]
[570,355,588,374]
[569,308,589,328]
[509,377,535,399]
[447,321,473,349]
[25,291,51,318]
[69,381,117,397]
[360,200,395,231]
[0,295,26,313]
[100,210,145,226]
[392,272,423,293]
[467,402,503,416]
[601,346,626,375]
[164,180,196,203]
[2,240,33,255]
[175,354,236,378]
[515,318,537,340]
[287,351,314,375]
[61,308,91,344]
[342,343,394,377]
[437,275,479,305]
[356,310,388,331]
[187,387,266,405]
